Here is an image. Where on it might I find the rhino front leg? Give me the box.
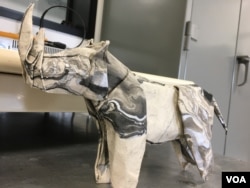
[94,118,111,184]
[105,121,146,188]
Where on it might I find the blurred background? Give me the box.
[0,112,99,151]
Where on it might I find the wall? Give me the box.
[100,0,187,77]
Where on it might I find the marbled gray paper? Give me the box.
[18,4,227,188]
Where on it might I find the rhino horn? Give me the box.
[18,3,35,63]
[18,3,45,84]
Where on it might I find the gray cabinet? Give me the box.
[101,0,250,162]
[180,0,241,156]
[182,0,250,162]
[226,0,250,162]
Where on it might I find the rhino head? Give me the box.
[18,3,113,100]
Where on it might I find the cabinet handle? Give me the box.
[237,55,249,86]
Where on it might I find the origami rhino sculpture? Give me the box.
[18,4,227,188]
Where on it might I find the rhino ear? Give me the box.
[18,3,35,63]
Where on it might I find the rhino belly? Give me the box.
[141,81,183,144]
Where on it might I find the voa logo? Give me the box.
[226,176,246,184]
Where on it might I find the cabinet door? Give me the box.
[180,0,241,154]
[226,0,250,162]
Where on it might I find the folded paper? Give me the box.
[18,4,227,188]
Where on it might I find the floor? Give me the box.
[1,113,250,188]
